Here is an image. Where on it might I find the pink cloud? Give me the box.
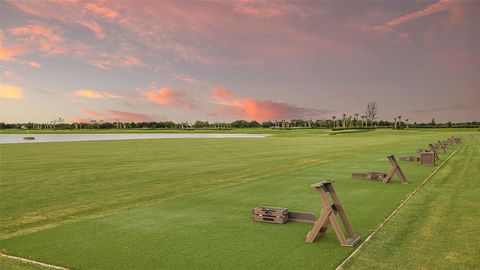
[6,2,144,69]
[78,109,152,122]
[79,21,106,39]
[75,88,123,99]
[374,0,453,32]
[23,61,41,68]
[79,109,102,117]
[9,24,67,54]
[211,87,236,104]
[107,110,151,122]
[146,87,198,109]
[232,1,303,18]
[2,70,18,79]
[171,73,202,86]
[210,87,328,121]
[0,48,21,62]
[86,53,143,69]
[84,2,119,19]
[0,47,41,68]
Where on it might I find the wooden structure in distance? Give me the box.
[420,151,435,166]
[382,155,409,184]
[437,140,448,153]
[429,144,440,161]
[305,180,360,247]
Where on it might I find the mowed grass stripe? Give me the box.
[0,132,439,239]
[0,130,464,269]
[343,134,479,269]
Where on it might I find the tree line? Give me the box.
[1,119,478,130]
[1,102,478,130]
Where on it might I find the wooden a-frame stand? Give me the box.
[437,140,447,153]
[305,181,360,247]
[429,144,440,161]
[382,155,409,184]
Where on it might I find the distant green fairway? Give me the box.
[0,129,472,269]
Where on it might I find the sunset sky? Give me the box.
[0,0,478,123]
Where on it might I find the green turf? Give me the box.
[0,256,50,270]
[0,130,469,269]
[343,135,480,269]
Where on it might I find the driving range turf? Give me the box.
[0,129,476,269]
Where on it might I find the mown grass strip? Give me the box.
[336,138,465,270]
[0,253,69,270]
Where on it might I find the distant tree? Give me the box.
[431,118,436,127]
[366,101,378,127]
[332,116,336,129]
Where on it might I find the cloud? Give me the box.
[0,84,23,99]
[171,73,202,86]
[84,2,119,19]
[4,3,143,69]
[79,109,103,117]
[9,24,67,54]
[107,110,152,122]
[77,109,152,122]
[79,21,106,39]
[2,70,18,79]
[231,1,304,18]
[0,48,21,62]
[85,53,143,69]
[210,87,328,121]
[374,0,453,32]
[74,88,124,99]
[0,46,41,68]
[146,87,198,109]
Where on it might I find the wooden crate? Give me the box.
[252,206,288,224]
[420,152,435,166]
[252,214,288,224]
[252,206,287,217]
[400,156,420,162]
[352,172,386,180]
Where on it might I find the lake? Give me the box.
[0,133,271,144]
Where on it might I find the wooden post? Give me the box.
[429,144,440,161]
[305,180,360,247]
[437,140,447,153]
[383,155,409,184]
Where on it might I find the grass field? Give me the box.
[343,134,479,269]
[0,129,474,269]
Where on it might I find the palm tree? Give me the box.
[332,116,336,128]
[342,113,346,129]
[397,115,402,129]
[405,118,409,129]
[354,113,359,127]
[394,117,397,130]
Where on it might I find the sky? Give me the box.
[0,0,479,123]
